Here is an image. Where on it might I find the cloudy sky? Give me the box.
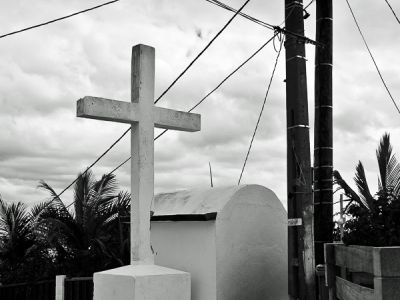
[0,0,399,209]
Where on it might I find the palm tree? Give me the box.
[334,133,400,211]
[0,196,51,283]
[36,171,130,276]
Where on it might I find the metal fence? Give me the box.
[65,277,93,300]
[0,279,55,300]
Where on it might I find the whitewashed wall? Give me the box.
[152,221,217,300]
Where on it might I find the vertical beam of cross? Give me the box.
[130,45,155,264]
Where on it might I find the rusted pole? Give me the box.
[285,0,315,298]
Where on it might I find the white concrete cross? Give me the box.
[77,44,201,264]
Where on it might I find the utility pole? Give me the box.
[285,0,315,299]
[314,0,333,275]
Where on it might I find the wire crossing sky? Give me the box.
[109,33,278,179]
[384,0,400,24]
[345,0,400,114]
[66,33,279,209]
[0,0,399,207]
[238,36,283,185]
[0,0,120,39]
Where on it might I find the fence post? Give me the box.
[373,247,400,300]
[316,264,329,300]
[324,243,336,300]
[56,275,66,300]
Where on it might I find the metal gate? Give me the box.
[0,279,55,300]
[65,277,93,300]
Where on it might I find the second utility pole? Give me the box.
[285,0,315,299]
[314,0,333,266]
[314,0,333,297]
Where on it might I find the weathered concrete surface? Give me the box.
[152,184,288,300]
[77,44,200,264]
[77,96,200,131]
[77,44,195,300]
[153,186,241,216]
[55,275,66,300]
[93,265,190,300]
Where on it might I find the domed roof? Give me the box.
[152,185,278,221]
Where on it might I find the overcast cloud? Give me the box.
[0,0,399,209]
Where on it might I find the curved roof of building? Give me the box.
[152,184,276,221]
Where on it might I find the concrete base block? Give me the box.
[93,264,190,300]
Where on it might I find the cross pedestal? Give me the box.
[76,44,200,300]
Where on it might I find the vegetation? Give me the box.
[0,197,53,283]
[334,133,400,246]
[0,171,130,284]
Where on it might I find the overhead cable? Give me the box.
[42,0,252,210]
[304,0,315,10]
[154,0,251,104]
[36,126,131,213]
[110,33,278,175]
[345,0,400,114]
[205,0,322,47]
[0,0,120,39]
[384,0,400,24]
[237,36,283,185]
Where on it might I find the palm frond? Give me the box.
[37,180,62,202]
[354,161,374,209]
[92,173,117,198]
[387,153,400,196]
[333,170,369,210]
[30,201,52,220]
[74,171,94,225]
[0,197,35,261]
[376,132,392,191]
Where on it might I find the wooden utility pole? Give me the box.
[285,0,315,299]
[314,0,333,270]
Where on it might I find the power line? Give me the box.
[345,0,400,114]
[110,33,278,175]
[0,0,120,39]
[66,35,278,209]
[205,0,322,47]
[48,0,292,208]
[205,0,274,30]
[40,125,131,211]
[188,34,277,112]
[154,0,251,104]
[51,0,312,207]
[44,0,252,210]
[384,0,400,24]
[237,36,283,185]
[304,0,315,10]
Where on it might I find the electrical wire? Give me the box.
[205,0,322,47]
[109,33,278,175]
[64,34,278,209]
[37,126,131,214]
[345,0,400,114]
[45,0,306,208]
[304,0,315,10]
[154,0,252,104]
[40,0,252,211]
[205,0,274,30]
[0,0,120,39]
[279,0,314,27]
[384,0,400,24]
[237,36,283,185]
